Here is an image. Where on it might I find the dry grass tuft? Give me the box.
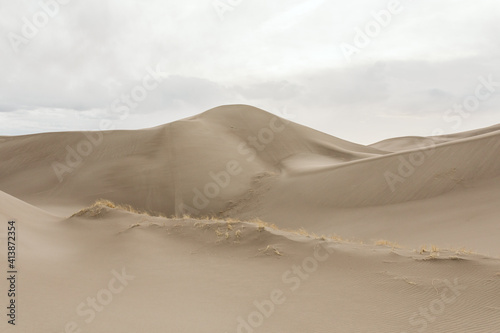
[289,227,310,237]
[250,218,279,232]
[214,222,244,242]
[72,199,162,218]
[422,245,440,258]
[453,247,475,255]
[73,204,353,247]
[71,199,118,218]
[428,252,439,259]
[375,239,401,249]
[419,245,429,254]
[330,234,344,242]
[417,245,480,257]
[215,229,225,237]
[417,244,441,259]
[94,199,116,208]
[258,245,283,256]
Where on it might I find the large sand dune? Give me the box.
[0,105,386,216]
[1,105,500,332]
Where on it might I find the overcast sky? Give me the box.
[1,0,499,144]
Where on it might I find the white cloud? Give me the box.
[0,0,499,143]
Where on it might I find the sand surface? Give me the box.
[1,105,500,332]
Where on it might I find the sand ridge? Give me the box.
[1,105,500,332]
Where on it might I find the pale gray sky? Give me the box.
[1,0,499,144]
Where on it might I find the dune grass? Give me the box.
[419,245,440,257]
[74,200,478,256]
[375,239,401,249]
[72,199,139,217]
[72,199,171,218]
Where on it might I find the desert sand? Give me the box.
[1,105,500,332]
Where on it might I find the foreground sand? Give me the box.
[1,105,500,332]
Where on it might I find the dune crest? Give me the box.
[1,105,500,332]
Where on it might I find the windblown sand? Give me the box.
[1,105,499,332]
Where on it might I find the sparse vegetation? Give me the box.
[415,244,484,259]
[289,227,310,237]
[74,202,489,259]
[72,199,157,218]
[257,245,283,256]
[427,252,439,259]
[375,239,401,249]
[72,200,422,250]
[250,218,278,232]
[418,244,440,257]
[453,247,475,255]
[330,234,344,242]
[72,203,346,244]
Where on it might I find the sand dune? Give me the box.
[0,105,386,216]
[1,104,500,332]
[370,123,500,152]
[1,195,500,332]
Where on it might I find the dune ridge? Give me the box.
[1,105,500,332]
